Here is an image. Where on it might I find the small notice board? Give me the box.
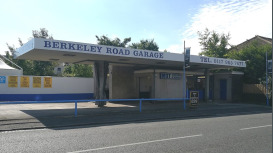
[33,77,41,88]
[190,91,199,108]
[8,76,18,87]
[44,77,52,88]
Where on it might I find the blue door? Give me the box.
[220,79,227,100]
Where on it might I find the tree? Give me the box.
[6,28,56,76]
[198,28,231,58]
[227,41,272,84]
[63,64,93,77]
[95,35,131,47]
[130,39,159,51]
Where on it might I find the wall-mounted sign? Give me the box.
[0,76,6,83]
[190,91,199,107]
[33,77,41,88]
[160,73,181,80]
[8,76,18,87]
[185,47,190,68]
[44,77,52,88]
[42,39,165,60]
[198,56,245,67]
[20,76,29,88]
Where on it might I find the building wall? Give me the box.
[134,70,185,99]
[0,76,94,101]
[0,69,23,76]
[155,72,184,98]
[109,65,137,99]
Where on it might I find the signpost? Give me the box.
[266,53,271,106]
[183,41,190,110]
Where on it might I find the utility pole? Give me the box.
[266,51,269,106]
[183,41,186,110]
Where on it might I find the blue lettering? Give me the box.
[149,52,154,57]
[154,53,159,58]
[144,51,149,57]
[90,46,96,52]
[60,43,67,49]
[113,48,118,54]
[125,49,130,55]
[52,42,59,48]
[83,45,89,51]
[200,57,210,63]
[159,53,163,58]
[97,46,102,52]
[77,44,83,50]
[44,41,51,48]
[138,51,143,56]
[119,49,124,55]
[68,43,75,50]
[106,47,112,54]
[133,50,138,56]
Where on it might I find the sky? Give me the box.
[0,0,271,55]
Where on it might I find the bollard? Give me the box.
[75,101,78,117]
[139,100,142,112]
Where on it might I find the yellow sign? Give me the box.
[44,77,52,88]
[20,76,29,88]
[33,77,41,88]
[8,76,18,87]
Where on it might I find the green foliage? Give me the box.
[6,28,57,76]
[95,35,131,47]
[227,41,272,84]
[63,64,93,77]
[198,28,231,58]
[130,39,159,51]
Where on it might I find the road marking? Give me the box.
[67,134,203,153]
[0,128,47,134]
[240,125,272,130]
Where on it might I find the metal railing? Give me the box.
[0,98,189,117]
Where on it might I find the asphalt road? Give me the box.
[0,112,271,153]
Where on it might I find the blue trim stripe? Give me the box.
[0,93,94,101]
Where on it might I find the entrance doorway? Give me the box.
[138,76,152,98]
[220,79,227,100]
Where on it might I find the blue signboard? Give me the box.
[185,47,190,67]
[0,76,6,83]
[160,73,181,80]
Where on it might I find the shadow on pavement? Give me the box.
[1,101,272,132]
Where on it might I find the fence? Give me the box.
[243,84,266,95]
[0,98,189,117]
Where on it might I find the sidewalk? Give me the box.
[0,101,271,132]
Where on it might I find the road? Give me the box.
[0,112,271,153]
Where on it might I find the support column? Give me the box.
[205,69,210,102]
[94,61,109,107]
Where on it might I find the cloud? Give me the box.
[168,0,272,55]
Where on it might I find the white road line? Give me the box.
[240,125,272,130]
[67,134,203,153]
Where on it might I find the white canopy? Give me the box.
[0,58,15,69]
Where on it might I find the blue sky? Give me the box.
[0,0,271,55]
